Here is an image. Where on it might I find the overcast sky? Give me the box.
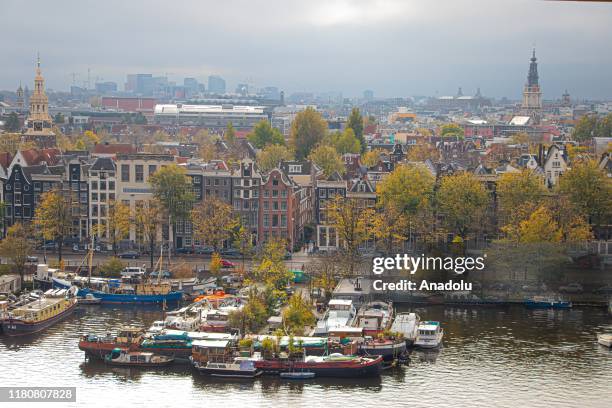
[1,0,612,99]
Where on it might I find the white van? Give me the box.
[121,266,147,278]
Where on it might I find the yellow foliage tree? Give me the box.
[308,145,344,177]
[107,201,131,255]
[437,172,489,238]
[407,143,439,162]
[34,190,72,261]
[191,197,238,252]
[0,222,33,282]
[518,206,562,243]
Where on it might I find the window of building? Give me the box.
[234,190,240,198]
[272,190,279,197]
[281,201,287,210]
[109,181,115,190]
[264,201,269,210]
[149,165,157,176]
[263,214,269,227]
[91,181,98,190]
[121,164,130,182]
[244,190,250,198]
[273,201,279,210]
[244,179,250,187]
[319,189,326,198]
[92,192,98,201]
[272,214,279,227]
[281,215,287,227]
[135,165,144,182]
[281,190,287,198]
[100,181,106,190]
[264,190,269,198]
[33,182,41,191]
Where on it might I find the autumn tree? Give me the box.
[437,172,489,238]
[305,253,340,299]
[327,195,375,276]
[256,144,293,172]
[324,128,361,154]
[559,159,612,227]
[347,107,365,153]
[233,225,254,272]
[191,197,237,252]
[440,123,464,139]
[105,201,131,255]
[248,120,285,148]
[497,170,546,227]
[34,190,72,261]
[0,223,33,283]
[135,199,163,268]
[149,163,195,256]
[407,143,439,162]
[510,132,530,146]
[289,107,327,160]
[0,133,36,155]
[373,204,409,254]
[377,164,435,215]
[517,206,562,243]
[282,294,315,335]
[252,238,292,293]
[308,145,344,177]
[572,114,612,142]
[228,288,269,334]
[361,149,383,167]
[193,130,218,162]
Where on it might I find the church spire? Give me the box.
[527,48,539,87]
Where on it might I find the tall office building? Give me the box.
[207,75,226,94]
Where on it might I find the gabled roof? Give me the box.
[90,157,116,171]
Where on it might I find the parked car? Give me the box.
[284,251,292,260]
[119,251,140,259]
[220,248,240,257]
[150,271,172,279]
[195,246,215,255]
[37,242,57,251]
[176,247,194,255]
[26,255,39,263]
[559,283,584,294]
[593,285,612,295]
[221,259,236,268]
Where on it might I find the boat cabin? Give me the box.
[329,299,354,311]
[328,326,363,342]
[191,339,231,364]
[116,327,145,343]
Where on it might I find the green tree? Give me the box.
[224,122,236,146]
[149,163,195,255]
[347,107,365,153]
[248,120,285,148]
[290,107,327,160]
[99,257,126,278]
[54,112,65,124]
[308,145,344,177]
[376,164,435,215]
[572,115,597,142]
[325,128,361,154]
[440,123,465,139]
[559,159,612,226]
[437,172,489,238]
[0,223,33,284]
[134,112,147,124]
[4,112,20,132]
[256,144,294,172]
[228,288,269,334]
[34,190,72,261]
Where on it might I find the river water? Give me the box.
[1,304,610,408]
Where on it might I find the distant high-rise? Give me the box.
[236,83,249,96]
[207,75,226,94]
[95,81,117,95]
[521,49,542,124]
[183,77,199,97]
[363,89,374,101]
[125,73,153,94]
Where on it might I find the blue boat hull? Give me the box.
[524,300,571,309]
[53,279,183,304]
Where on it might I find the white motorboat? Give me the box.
[414,321,444,349]
[597,333,612,348]
[390,312,420,345]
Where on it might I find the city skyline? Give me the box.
[1,0,612,99]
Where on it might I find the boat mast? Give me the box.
[88,234,94,286]
[157,241,163,285]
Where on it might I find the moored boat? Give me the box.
[353,300,393,337]
[524,296,571,309]
[414,321,444,349]
[359,337,406,361]
[104,348,174,367]
[280,371,315,379]
[390,312,420,345]
[255,353,383,378]
[314,299,356,336]
[78,293,101,305]
[1,288,77,336]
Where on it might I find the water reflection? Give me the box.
[1,304,610,408]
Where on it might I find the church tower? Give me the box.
[521,49,542,124]
[16,83,24,110]
[24,54,56,147]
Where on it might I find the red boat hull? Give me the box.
[255,356,382,378]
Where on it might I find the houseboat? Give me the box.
[255,353,383,378]
[190,339,260,378]
[597,333,612,348]
[75,280,183,304]
[1,288,78,336]
[105,348,174,367]
[314,299,356,336]
[353,300,393,337]
[391,312,420,345]
[414,321,444,349]
[524,296,572,309]
[360,336,406,361]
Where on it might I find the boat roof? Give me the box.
[328,326,363,334]
[419,321,440,330]
[329,299,352,306]
[192,339,229,348]
[13,296,66,312]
